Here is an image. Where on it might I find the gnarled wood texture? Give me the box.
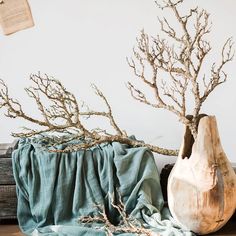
[168,116,236,235]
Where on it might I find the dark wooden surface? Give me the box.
[0,143,11,157]
[0,141,18,220]
[0,141,18,158]
[0,186,17,219]
[0,158,15,185]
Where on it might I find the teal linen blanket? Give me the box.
[12,138,193,235]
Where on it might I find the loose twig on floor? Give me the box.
[78,193,155,236]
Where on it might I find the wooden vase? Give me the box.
[167,116,236,235]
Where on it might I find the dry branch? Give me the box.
[78,193,154,236]
[0,73,178,156]
[128,0,234,139]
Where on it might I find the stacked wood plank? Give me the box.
[0,141,18,220]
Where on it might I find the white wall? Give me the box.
[0,0,235,167]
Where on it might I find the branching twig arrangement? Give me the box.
[78,193,154,236]
[0,0,233,155]
[0,73,177,155]
[127,0,234,139]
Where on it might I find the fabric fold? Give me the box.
[12,138,194,235]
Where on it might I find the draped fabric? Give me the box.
[12,138,193,236]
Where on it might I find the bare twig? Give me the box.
[128,0,233,139]
[0,73,178,156]
[78,192,154,236]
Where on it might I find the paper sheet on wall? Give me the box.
[0,0,34,35]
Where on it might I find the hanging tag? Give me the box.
[0,0,34,35]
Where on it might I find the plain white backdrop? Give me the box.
[0,0,235,167]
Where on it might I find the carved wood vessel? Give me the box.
[168,116,236,235]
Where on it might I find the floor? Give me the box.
[0,219,236,236]
[0,220,23,236]
[0,225,23,236]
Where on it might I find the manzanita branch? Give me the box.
[128,0,234,139]
[0,73,178,156]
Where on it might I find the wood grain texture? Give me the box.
[0,143,11,158]
[0,225,24,236]
[0,185,17,219]
[168,116,236,235]
[0,158,15,185]
[0,140,18,158]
